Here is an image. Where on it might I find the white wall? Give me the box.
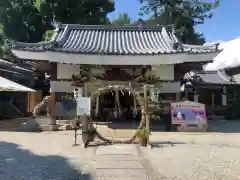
[152,65,174,80]
[50,81,75,92]
[57,63,175,81]
[57,63,80,79]
[158,82,180,93]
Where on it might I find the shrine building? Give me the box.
[10,23,222,121]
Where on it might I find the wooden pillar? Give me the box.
[185,87,188,100]
[115,89,121,116]
[49,62,57,125]
[114,89,118,113]
[144,85,150,146]
[50,91,56,124]
[211,93,215,117]
[27,92,42,113]
[144,85,148,113]
[95,94,99,117]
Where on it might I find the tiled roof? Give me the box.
[184,70,237,85]
[12,24,219,55]
[0,59,33,73]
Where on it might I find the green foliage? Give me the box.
[40,0,115,24]
[44,30,54,42]
[139,0,220,45]
[0,0,46,42]
[72,67,96,86]
[136,128,148,140]
[111,12,131,25]
[0,0,115,45]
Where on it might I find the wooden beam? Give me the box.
[50,92,56,125]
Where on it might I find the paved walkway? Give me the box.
[92,144,159,180]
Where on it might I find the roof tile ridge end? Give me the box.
[183,43,217,50]
[161,26,179,50]
[56,25,70,47]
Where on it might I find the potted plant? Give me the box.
[136,128,148,146]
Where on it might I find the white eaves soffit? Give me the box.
[12,50,217,65]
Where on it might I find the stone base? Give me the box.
[39,124,59,131]
[19,117,59,132]
[147,144,152,149]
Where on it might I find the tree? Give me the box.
[111,13,131,25]
[0,0,46,43]
[139,0,219,45]
[40,0,115,25]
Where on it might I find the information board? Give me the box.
[76,97,91,116]
[171,101,207,125]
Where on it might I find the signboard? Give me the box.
[76,97,91,116]
[171,101,207,126]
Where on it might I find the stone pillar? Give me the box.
[194,93,199,102]
[222,86,227,106]
[194,86,199,102]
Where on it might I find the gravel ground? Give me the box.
[1,131,240,180]
[0,131,95,180]
[142,133,240,180]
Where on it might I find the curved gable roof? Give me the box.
[11,23,219,56]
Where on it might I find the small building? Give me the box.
[222,65,240,118]
[0,58,45,119]
[183,70,240,119]
[10,23,220,121]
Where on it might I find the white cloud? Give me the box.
[204,37,240,70]
[204,40,225,46]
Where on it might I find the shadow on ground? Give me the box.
[0,117,62,133]
[208,120,240,133]
[0,141,93,180]
[0,119,27,132]
[151,141,186,148]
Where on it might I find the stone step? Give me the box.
[94,155,140,162]
[93,160,143,169]
[93,144,150,180]
[96,169,149,180]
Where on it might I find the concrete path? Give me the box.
[92,144,160,180]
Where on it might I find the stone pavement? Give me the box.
[92,144,160,180]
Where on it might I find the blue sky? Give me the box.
[108,0,240,42]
